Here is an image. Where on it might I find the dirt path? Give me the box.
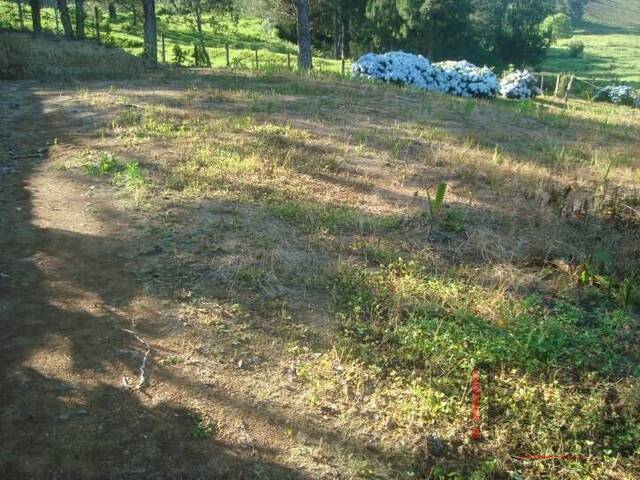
[0,84,322,478]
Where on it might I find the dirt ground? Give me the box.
[2,72,639,480]
[0,82,349,479]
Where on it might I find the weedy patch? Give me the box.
[84,152,120,176]
[114,161,146,192]
[33,70,640,479]
[191,420,217,439]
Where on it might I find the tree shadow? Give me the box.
[2,70,638,478]
[0,84,305,479]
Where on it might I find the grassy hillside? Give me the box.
[0,1,346,73]
[1,29,639,480]
[586,0,640,29]
[541,0,640,87]
[0,30,144,78]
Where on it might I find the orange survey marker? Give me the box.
[471,368,481,441]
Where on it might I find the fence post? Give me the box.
[341,51,345,76]
[287,51,291,70]
[254,48,259,70]
[554,73,561,98]
[564,75,575,106]
[225,43,230,68]
[94,6,100,42]
[540,73,544,96]
[161,33,166,63]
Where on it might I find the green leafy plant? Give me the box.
[192,43,211,67]
[191,421,216,438]
[172,44,185,65]
[84,152,119,175]
[426,182,447,218]
[115,161,145,190]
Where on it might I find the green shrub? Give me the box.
[172,43,185,65]
[541,13,573,43]
[568,40,585,58]
[191,43,210,67]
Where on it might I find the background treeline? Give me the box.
[5,0,592,69]
[256,0,592,67]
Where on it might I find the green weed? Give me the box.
[191,421,216,438]
[84,152,119,175]
[115,161,146,191]
[426,183,447,219]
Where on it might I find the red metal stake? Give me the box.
[471,368,481,441]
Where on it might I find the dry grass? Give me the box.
[0,31,144,79]
[5,66,640,479]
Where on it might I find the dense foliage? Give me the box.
[265,0,564,67]
[541,12,573,42]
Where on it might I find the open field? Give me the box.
[586,0,640,29]
[542,23,640,87]
[1,31,640,479]
[541,0,640,87]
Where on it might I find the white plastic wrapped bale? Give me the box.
[500,70,542,100]
[352,52,500,98]
[593,85,639,107]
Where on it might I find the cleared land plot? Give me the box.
[1,63,639,479]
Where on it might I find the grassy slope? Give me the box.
[541,0,640,86]
[63,72,640,478]
[4,29,636,476]
[0,1,346,72]
[1,14,640,480]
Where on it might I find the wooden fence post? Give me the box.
[564,75,575,106]
[94,6,100,42]
[554,73,561,98]
[254,48,259,70]
[287,51,291,70]
[540,73,544,95]
[341,52,345,76]
[161,32,166,63]
[225,43,230,68]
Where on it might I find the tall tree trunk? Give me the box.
[29,0,42,35]
[57,0,74,38]
[54,5,59,33]
[194,4,210,67]
[30,0,42,34]
[94,6,101,42]
[17,0,25,30]
[75,0,85,38]
[296,0,312,70]
[142,0,157,67]
[332,0,340,59]
[108,2,116,20]
[340,9,350,59]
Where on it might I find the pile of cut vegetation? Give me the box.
[0,31,144,79]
